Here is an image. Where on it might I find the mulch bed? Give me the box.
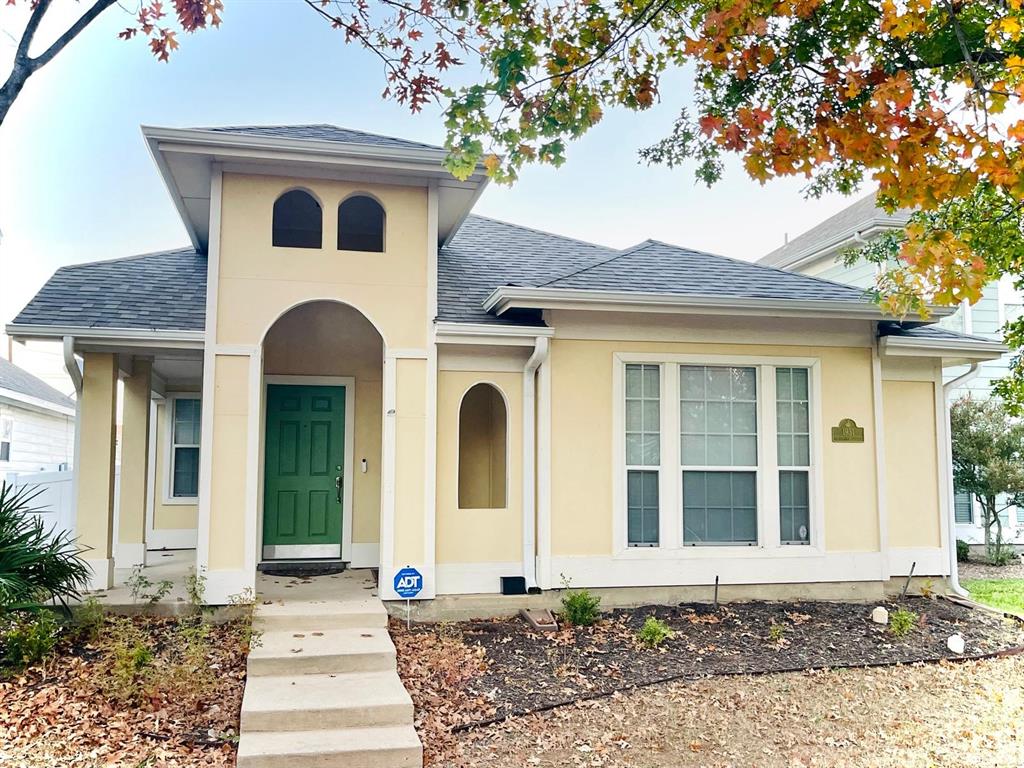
[0,612,250,767]
[394,597,1024,742]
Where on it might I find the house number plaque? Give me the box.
[831,418,865,443]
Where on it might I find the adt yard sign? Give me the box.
[394,567,423,599]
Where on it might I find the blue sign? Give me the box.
[393,566,423,599]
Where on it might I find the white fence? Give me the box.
[4,469,76,541]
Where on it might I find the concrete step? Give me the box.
[236,724,423,768]
[254,599,388,632]
[248,626,396,676]
[241,670,413,732]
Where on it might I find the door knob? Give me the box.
[335,474,343,503]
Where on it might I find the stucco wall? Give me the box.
[548,338,881,559]
[436,370,522,565]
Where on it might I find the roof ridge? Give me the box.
[53,246,199,272]
[463,214,616,253]
[536,240,659,287]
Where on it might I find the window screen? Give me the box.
[171,398,201,498]
[625,364,660,546]
[776,367,811,544]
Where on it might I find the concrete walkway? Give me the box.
[237,569,422,768]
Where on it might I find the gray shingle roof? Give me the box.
[878,323,997,344]
[760,192,910,269]
[195,124,443,152]
[537,239,871,303]
[0,357,74,409]
[438,215,618,325]
[11,248,206,332]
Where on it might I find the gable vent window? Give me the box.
[338,195,385,252]
[458,383,507,509]
[272,189,322,248]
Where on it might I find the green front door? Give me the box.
[263,384,345,560]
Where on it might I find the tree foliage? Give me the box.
[950,396,1024,559]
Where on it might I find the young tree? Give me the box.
[1,0,222,127]
[950,396,1024,562]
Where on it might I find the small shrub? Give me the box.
[1,610,60,669]
[72,597,106,642]
[889,608,918,638]
[185,567,207,610]
[919,578,935,599]
[126,566,173,607]
[768,622,786,643]
[637,616,673,648]
[559,579,601,627]
[101,617,154,702]
[989,548,1017,567]
[956,539,970,563]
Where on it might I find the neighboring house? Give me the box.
[5,125,1005,604]
[761,192,1023,547]
[0,356,74,474]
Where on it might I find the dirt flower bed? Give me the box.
[392,597,1024,764]
[0,611,252,767]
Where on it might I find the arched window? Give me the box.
[272,190,322,248]
[338,195,385,252]
[458,383,507,509]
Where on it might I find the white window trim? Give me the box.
[163,393,201,505]
[612,352,824,560]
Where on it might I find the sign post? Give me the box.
[393,566,423,629]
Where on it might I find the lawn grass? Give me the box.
[964,578,1024,615]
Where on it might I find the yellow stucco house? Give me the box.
[6,124,1006,605]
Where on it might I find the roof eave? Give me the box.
[0,388,75,417]
[483,286,955,321]
[5,323,205,350]
[763,217,908,271]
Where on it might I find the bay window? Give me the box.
[618,354,819,553]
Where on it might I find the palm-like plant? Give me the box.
[0,482,90,611]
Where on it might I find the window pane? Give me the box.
[628,469,659,546]
[954,490,973,524]
[625,364,659,467]
[683,470,757,544]
[776,368,810,468]
[173,446,199,498]
[173,399,201,446]
[680,365,757,468]
[780,470,810,544]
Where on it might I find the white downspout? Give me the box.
[63,336,83,536]
[943,362,979,598]
[522,336,549,592]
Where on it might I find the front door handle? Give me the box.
[335,474,343,504]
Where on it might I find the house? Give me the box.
[0,355,74,474]
[760,193,1022,548]
[5,125,1007,605]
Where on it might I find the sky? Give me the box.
[0,0,867,335]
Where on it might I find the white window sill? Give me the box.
[162,496,199,506]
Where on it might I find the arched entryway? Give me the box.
[259,301,385,565]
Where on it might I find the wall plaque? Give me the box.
[831,418,865,443]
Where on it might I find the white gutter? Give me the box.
[942,363,980,598]
[522,336,549,592]
[484,286,956,321]
[7,324,204,349]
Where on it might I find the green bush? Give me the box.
[0,483,89,610]
[637,616,673,648]
[768,622,786,643]
[2,610,61,669]
[72,597,107,642]
[956,539,970,563]
[989,547,1017,567]
[560,587,601,627]
[889,608,918,638]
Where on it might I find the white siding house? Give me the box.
[761,193,1022,546]
[0,356,75,475]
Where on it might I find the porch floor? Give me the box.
[89,549,196,612]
